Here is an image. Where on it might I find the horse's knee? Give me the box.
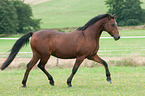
[26,60,35,69]
[37,64,43,69]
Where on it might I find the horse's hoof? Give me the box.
[22,85,27,88]
[107,78,112,84]
[107,80,112,84]
[50,80,54,86]
[68,85,73,88]
[68,86,73,88]
[67,83,72,87]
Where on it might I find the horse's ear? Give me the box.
[107,14,111,20]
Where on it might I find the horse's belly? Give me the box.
[51,52,76,59]
[51,42,77,59]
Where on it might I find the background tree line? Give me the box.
[105,0,145,26]
[0,0,41,34]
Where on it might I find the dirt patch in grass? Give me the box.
[118,25,145,30]
[0,56,145,69]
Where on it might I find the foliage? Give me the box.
[0,0,18,34]
[105,0,145,26]
[0,0,41,34]
[13,0,41,33]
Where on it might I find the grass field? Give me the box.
[32,0,107,28]
[31,0,145,29]
[0,66,145,96]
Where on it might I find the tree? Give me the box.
[105,0,145,26]
[12,0,41,33]
[0,0,41,34]
[0,0,18,34]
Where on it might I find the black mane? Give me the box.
[77,14,114,31]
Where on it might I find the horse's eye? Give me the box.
[111,24,115,27]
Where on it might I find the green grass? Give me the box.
[98,29,145,57]
[31,0,108,29]
[0,39,31,52]
[0,66,145,96]
[103,29,145,37]
[99,38,145,57]
[141,0,145,9]
[31,0,145,29]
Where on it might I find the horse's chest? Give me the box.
[81,43,99,56]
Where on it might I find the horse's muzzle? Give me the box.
[114,35,120,41]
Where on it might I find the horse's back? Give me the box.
[33,29,61,38]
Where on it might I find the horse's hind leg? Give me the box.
[22,55,39,87]
[37,57,54,86]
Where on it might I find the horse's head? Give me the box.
[103,14,120,41]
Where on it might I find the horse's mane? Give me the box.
[77,14,114,31]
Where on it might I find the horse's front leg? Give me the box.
[88,55,111,83]
[67,56,85,87]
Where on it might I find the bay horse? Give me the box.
[1,14,120,87]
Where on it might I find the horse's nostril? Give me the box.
[114,36,120,40]
[118,36,120,40]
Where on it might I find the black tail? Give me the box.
[1,32,33,70]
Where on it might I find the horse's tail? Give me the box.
[1,32,33,70]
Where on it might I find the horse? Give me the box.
[1,14,120,87]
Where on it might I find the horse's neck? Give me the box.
[84,17,108,40]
